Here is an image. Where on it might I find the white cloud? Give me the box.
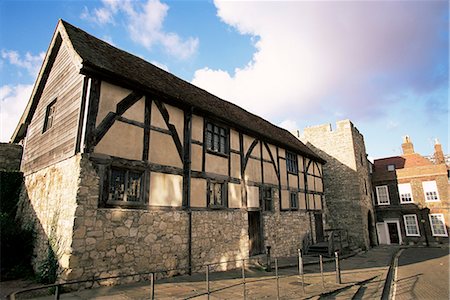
[82,0,198,59]
[192,1,447,123]
[150,60,169,72]
[1,50,45,78]
[0,84,33,142]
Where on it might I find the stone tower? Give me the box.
[298,120,376,250]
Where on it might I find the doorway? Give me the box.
[376,220,402,245]
[387,222,400,244]
[248,211,263,256]
[314,213,324,242]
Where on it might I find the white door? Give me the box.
[376,222,388,244]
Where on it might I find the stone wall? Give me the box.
[191,210,249,271]
[301,120,375,249]
[18,155,80,278]
[263,190,313,257]
[0,143,22,171]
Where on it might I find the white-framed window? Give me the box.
[403,214,420,236]
[376,185,390,205]
[387,164,395,171]
[429,214,448,237]
[422,181,440,202]
[398,183,413,203]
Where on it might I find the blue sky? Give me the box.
[0,0,448,160]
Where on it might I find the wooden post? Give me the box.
[298,249,305,294]
[320,255,325,290]
[206,265,210,300]
[150,273,155,300]
[275,258,280,300]
[54,284,60,300]
[335,251,341,284]
[266,246,272,272]
[242,259,246,300]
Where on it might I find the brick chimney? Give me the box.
[434,138,445,164]
[401,135,414,154]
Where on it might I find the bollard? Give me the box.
[319,255,325,290]
[54,284,60,300]
[266,245,272,272]
[150,273,155,300]
[275,259,280,300]
[298,249,305,294]
[242,259,246,300]
[335,251,341,284]
[206,265,210,300]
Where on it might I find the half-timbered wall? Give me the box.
[21,40,84,174]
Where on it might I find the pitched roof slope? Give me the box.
[61,20,323,162]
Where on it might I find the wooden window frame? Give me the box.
[108,167,144,206]
[289,192,298,210]
[205,122,229,156]
[376,185,390,205]
[286,151,298,174]
[403,214,420,236]
[261,187,273,212]
[207,180,227,209]
[42,99,57,133]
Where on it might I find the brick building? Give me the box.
[299,120,376,250]
[372,136,449,246]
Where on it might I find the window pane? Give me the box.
[404,215,419,236]
[110,169,126,201]
[430,214,447,236]
[127,171,142,202]
[206,130,212,150]
[220,136,226,153]
[214,183,222,205]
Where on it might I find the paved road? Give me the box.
[394,247,449,300]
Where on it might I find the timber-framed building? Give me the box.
[12,20,325,283]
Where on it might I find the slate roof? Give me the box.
[61,20,323,163]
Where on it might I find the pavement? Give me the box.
[393,247,449,300]
[7,246,400,300]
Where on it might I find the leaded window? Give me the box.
[43,99,57,133]
[286,151,298,173]
[290,192,298,209]
[208,181,226,208]
[109,168,143,203]
[262,187,273,211]
[206,122,228,154]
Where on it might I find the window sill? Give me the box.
[206,149,229,158]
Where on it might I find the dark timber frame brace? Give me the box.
[154,99,184,162]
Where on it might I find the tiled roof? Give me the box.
[61,20,324,163]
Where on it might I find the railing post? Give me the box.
[320,254,325,290]
[275,258,280,300]
[298,249,305,294]
[54,284,60,300]
[266,245,272,272]
[335,251,341,284]
[206,264,210,300]
[150,272,155,300]
[242,259,246,300]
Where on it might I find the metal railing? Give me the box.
[9,249,345,300]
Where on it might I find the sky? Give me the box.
[0,0,448,160]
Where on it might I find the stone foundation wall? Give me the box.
[191,210,249,271]
[263,190,314,257]
[18,155,80,277]
[0,143,22,171]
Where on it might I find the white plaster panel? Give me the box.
[228,183,242,208]
[281,189,290,210]
[231,153,241,179]
[247,186,260,208]
[245,158,261,183]
[94,121,143,161]
[230,129,240,151]
[263,161,278,185]
[299,192,306,209]
[150,102,168,129]
[191,115,203,142]
[190,178,206,207]
[149,172,182,207]
[191,144,203,171]
[166,105,184,142]
[97,82,131,126]
[288,174,298,189]
[149,131,182,168]
[205,154,228,175]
